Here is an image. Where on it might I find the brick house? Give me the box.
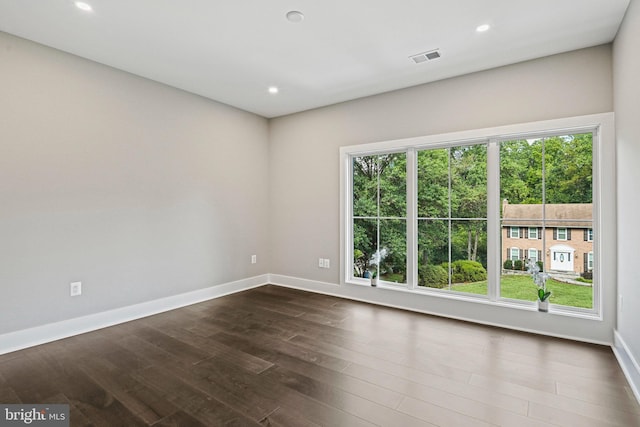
[502,201,593,275]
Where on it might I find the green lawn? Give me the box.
[449,275,593,309]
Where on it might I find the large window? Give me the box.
[417,144,487,294]
[352,153,407,284]
[341,114,610,317]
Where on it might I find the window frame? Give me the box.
[557,227,568,241]
[528,227,539,240]
[510,227,520,239]
[340,113,613,320]
[351,152,409,286]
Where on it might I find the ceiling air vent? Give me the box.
[410,49,441,64]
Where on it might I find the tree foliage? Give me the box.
[500,134,592,204]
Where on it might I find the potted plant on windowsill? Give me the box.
[370,270,378,287]
[528,260,551,312]
[368,248,387,287]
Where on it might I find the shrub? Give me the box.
[581,270,593,280]
[449,260,488,283]
[419,264,448,288]
[503,259,513,270]
[536,261,544,271]
[513,259,523,271]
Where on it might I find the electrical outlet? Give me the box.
[323,258,330,269]
[251,255,257,264]
[318,258,324,268]
[70,281,82,297]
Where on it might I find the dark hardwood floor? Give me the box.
[1,285,638,426]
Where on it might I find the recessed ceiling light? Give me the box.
[74,1,93,12]
[476,24,490,32]
[286,11,304,23]
[268,86,279,94]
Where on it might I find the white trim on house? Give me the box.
[0,274,270,356]
[550,243,576,272]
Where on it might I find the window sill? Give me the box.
[346,279,602,321]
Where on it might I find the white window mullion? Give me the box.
[406,148,417,289]
[376,156,381,279]
[342,154,354,284]
[487,139,500,301]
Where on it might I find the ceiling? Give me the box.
[0,0,630,118]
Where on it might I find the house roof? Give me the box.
[502,202,592,228]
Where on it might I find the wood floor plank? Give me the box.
[175,358,282,422]
[0,285,637,427]
[397,395,499,427]
[160,326,274,374]
[63,374,146,425]
[528,401,624,427]
[133,365,262,426]
[343,361,531,420]
[0,371,22,404]
[151,410,209,427]
[0,352,64,402]
[469,373,640,426]
[213,330,352,373]
[263,365,435,427]
[258,406,321,427]
[289,332,474,385]
[131,326,211,365]
[556,380,640,413]
[77,357,178,425]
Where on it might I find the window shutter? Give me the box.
[584,229,588,241]
[524,228,528,239]
[506,247,510,260]
[584,254,588,272]
[567,229,572,240]
[538,250,542,262]
[520,249,524,260]
[553,228,557,240]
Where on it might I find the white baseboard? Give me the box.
[613,331,640,404]
[0,274,269,356]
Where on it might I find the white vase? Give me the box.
[538,299,549,312]
[371,277,378,287]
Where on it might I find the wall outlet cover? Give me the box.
[70,281,82,297]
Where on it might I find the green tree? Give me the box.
[352,153,407,281]
[450,145,487,263]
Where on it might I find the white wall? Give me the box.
[613,0,640,395]
[0,32,270,335]
[269,45,616,343]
